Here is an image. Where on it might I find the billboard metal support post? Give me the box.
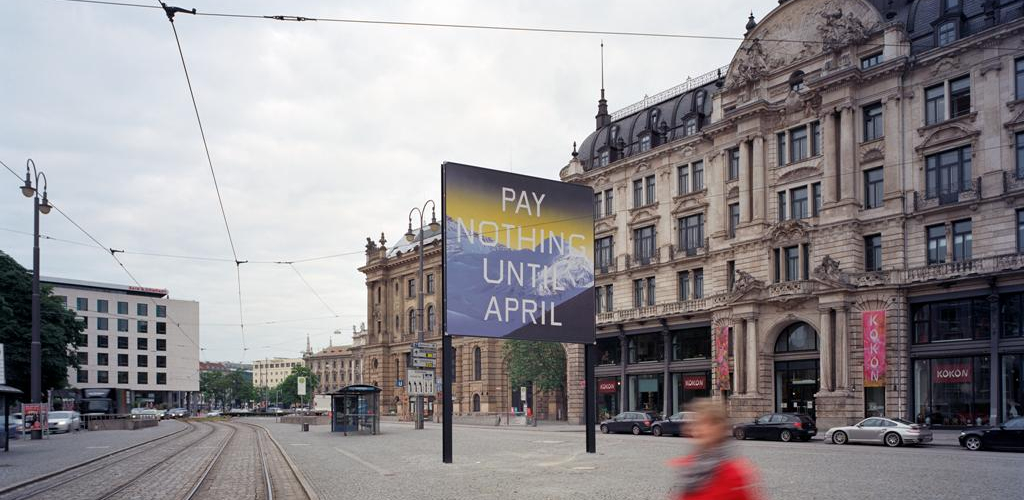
[585,343,596,454]
[442,333,453,463]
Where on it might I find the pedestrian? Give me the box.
[668,398,761,500]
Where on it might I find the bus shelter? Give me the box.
[330,385,380,435]
[1,384,24,452]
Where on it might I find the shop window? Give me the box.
[628,333,664,363]
[629,374,663,413]
[912,299,991,343]
[596,338,621,365]
[1002,293,1023,338]
[914,356,990,426]
[673,372,710,413]
[1003,355,1023,420]
[672,328,711,360]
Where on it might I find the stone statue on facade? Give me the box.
[817,4,871,53]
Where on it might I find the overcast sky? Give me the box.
[0,0,773,363]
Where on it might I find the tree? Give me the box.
[200,369,256,409]
[502,340,566,393]
[272,365,319,407]
[0,251,83,400]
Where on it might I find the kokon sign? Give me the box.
[598,381,617,394]
[683,375,706,390]
[861,310,887,388]
[934,364,972,383]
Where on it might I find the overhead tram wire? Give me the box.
[54,0,1024,52]
[288,263,340,318]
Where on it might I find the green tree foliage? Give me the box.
[200,369,256,409]
[272,365,319,406]
[0,251,83,399]
[502,340,566,392]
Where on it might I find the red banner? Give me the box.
[861,310,887,388]
[597,380,618,394]
[716,326,730,391]
[683,375,707,391]
[934,363,972,383]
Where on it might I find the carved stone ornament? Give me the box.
[731,270,765,300]
[681,145,696,158]
[817,2,871,53]
[812,255,847,287]
[727,38,772,89]
[365,237,378,252]
[765,219,810,246]
[727,185,740,199]
[777,164,822,184]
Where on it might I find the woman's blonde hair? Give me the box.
[689,398,729,426]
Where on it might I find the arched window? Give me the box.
[774,322,818,353]
[372,358,379,370]
[789,71,805,92]
[473,347,482,381]
[395,314,400,330]
[684,117,698,136]
[427,306,436,332]
[408,309,416,335]
[472,394,481,412]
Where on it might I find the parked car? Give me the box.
[265,406,286,415]
[825,417,932,447]
[9,413,24,434]
[651,412,697,437]
[206,410,222,417]
[733,413,817,442]
[166,408,189,419]
[599,411,658,435]
[959,416,1024,451]
[48,411,83,433]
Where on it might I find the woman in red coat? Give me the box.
[669,399,762,500]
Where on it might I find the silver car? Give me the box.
[48,411,83,433]
[825,417,933,447]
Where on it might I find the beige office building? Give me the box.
[253,357,304,388]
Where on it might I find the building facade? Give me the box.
[252,357,304,389]
[47,276,200,410]
[563,0,1024,428]
[305,326,368,393]
[360,228,519,419]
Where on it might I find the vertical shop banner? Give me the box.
[442,162,595,344]
[716,326,731,391]
[862,310,887,388]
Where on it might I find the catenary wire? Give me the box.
[52,0,1024,52]
[289,263,339,318]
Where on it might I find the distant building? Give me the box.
[252,357,304,388]
[200,361,252,384]
[46,276,200,410]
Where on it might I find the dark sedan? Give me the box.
[733,413,817,442]
[959,416,1024,451]
[652,411,697,437]
[599,411,658,435]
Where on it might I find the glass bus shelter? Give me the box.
[330,385,380,435]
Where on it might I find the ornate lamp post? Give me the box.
[405,200,439,430]
[20,159,52,440]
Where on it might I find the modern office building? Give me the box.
[252,357,305,388]
[46,276,200,410]
[562,0,1024,428]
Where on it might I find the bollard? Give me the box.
[302,423,309,432]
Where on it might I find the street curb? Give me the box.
[243,420,321,500]
[0,420,192,496]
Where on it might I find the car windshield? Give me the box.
[891,418,914,426]
[50,412,72,419]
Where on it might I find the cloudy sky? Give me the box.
[0,0,773,363]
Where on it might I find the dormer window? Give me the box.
[639,134,651,153]
[937,21,957,47]
[684,117,698,136]
[650,109,660,129]
[789,71,805,92]
[942,0,960,12]
[695,91,706,111]
[599,149,610,168]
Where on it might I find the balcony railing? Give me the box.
[626,248,661,269]
[595,259,618,275]
[670,238,710,260]
[1003,170,1024,194]
[846,253,1024,287]
[596,294,724,325]
[913,177,981,211]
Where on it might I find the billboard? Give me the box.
[861,310,886,388]
[442,162,595,344]
[715,326,731,391]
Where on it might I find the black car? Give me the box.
[651,411,697,437]
[733,413,817,442]
[600,411,658,435]
[959,416,1024,451]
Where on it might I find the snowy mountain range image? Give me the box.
[444,216,594,339]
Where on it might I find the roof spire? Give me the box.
[305,333,311,355]
[745,12,757,35]
[595,40,610,130]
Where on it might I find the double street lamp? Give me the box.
[20,159,52,441]
[405,200,439,430]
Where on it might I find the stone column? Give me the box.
[989,292,1001,425]
[565,343,586,424]
[739,140,752,222]
[882,97,901,199]
[734,320,747,395]
[821,111,839,204]
[746,317,759,395]
[619,329,628,412]
[818,308,834,392]
[662,328,672,417]
[835,306,849,390]
[752,136,766,222]
[839,106,856,202]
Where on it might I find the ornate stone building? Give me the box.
[305,326,367,393]
[562,0,1024,429]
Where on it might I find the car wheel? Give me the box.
[779,429,793,442]
[632,425,642,436]
[652,425,663,437]
[964,436,982,451]
[600,424,609,434]
[733,428,746,440]
[884,432,903,448]
[832,431,848,445]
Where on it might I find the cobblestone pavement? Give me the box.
[257,420,1024,500]
[0,419,188,486]
[250,423,312,500]
[190,422,263,500]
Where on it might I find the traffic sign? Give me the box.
[407,369,435,396]
[411,358,436,369]
[412,342,438,350]
[396,379,404,387]
[412,348,436,359]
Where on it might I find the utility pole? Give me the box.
[405,200,439,430]
[20,160,51,441]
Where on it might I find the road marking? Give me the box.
[532,440,565,444]
[335,447,394,476]
[289,443,310,446]
[86,446,111,449]
[572,466,596,470]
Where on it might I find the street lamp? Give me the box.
[406,200,438,430]
[20,159,51,440]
